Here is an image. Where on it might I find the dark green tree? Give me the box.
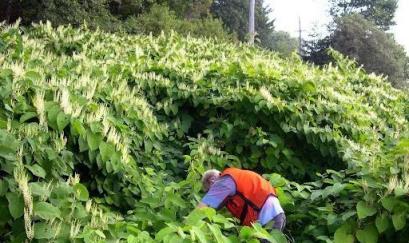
[1,0,121,31]
[124,4,233,40]
[329,0,398,30]
[210,0,274,48]
[167,0,213,19]
[305,14,408,88]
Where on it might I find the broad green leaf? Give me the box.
[34,201,61,220]
[26,164,46,178]
[381,197,398,212]
[270,229,288,243]
[34,222,55,239]
[356,225,378,243]
[73,183,89,201]
[78,136,88,152]
[356,201,377,219]
[95,229,106,239]
[71,119,86,136]
[185,209,207,226]
[87,131,102,151]
[19,112,37,123]
[56,112,70,131]
[392,212,406,230]
[25,70,41,81]
[99,141,115,162]
[52,184,74,199]
[29,182,51,197]
[167,194,186,208]
[268,173,286,187]
[6,192,24,219]
[156,226,177,241]
[207,224,228,243]
[0,129,19,160]
[191,226,208,243]
[375,213,390,233]
[239,226,253,239]
[334,225,354,243]
[46,104,60,130]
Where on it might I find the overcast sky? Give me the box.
[266,0,409,53]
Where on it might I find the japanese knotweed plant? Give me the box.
[0,21,408,243]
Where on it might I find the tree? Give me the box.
[125,4,233,41]
[329,0,398,30]
[269,31,299,57]
[167,0,213,19]
[306,14,407,88]
[210,0,274,47]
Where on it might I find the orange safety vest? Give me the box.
[220,168,277,226]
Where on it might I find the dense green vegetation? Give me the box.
[0,22,408,242]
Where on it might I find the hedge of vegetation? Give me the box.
[0,22,408,242]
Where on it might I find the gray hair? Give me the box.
[202,169,221,192]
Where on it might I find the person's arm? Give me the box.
[197,202,208,208]
[198,176,236,209]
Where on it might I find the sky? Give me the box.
[266,0,409,53]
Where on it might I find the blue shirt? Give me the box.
[201,176,284,225]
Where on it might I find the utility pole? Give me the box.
[248,0,255,45]
[298,16,303,55]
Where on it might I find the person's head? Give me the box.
[202,169,221,192]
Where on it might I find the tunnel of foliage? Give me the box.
[0,22,408,243]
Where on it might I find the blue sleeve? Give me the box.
[201,176,236,209]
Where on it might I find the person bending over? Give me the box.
[198,168,286,239]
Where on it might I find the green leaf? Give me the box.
[26,164,46,178]
[207,224,228,243]
[19,112,37,123]
[34,222,55,239]
[99,141,115,162]
[191,226,208,243]
[78,136,88,152]
[334,224,354,243]
[25,70,41,81]
[73,183,89,201]
[0,129,19,160]
[56,112,70,131]
[356,201,377,219]
[375,213,390,233]
[0,179,8,196]
[381,197,398,212]
[167,194,187,208]
[95,229,106,239]
[156,226,177,241]
[30,182,51,198]
[392,212,406,231]
[6,192,24,219]
[268,173,287,187]
[356,225,378,243]
[185,209,207,226]
[46,104,60,130]
[87,131,102,151]
[239,226,253,239]
[71,119,86,136]
[270,229,288,243]
[34,202,61,220]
